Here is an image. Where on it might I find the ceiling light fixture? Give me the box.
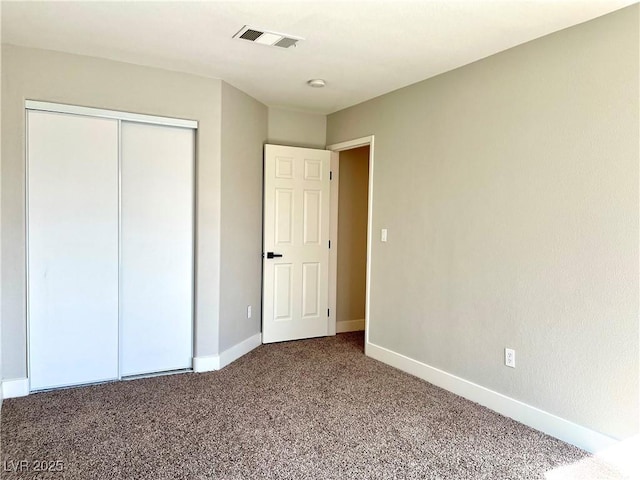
[307,79,326,88]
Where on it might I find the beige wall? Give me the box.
[1,45,223,379]
[220,82,267,351]
[337,146,369,324]
[0,23,3,403]
[327,5,639,439]
[267,107,326,149]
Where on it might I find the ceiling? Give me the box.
[1,0,636,114]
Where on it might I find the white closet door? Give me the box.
[28,111,119,391]
[120,122,194,377]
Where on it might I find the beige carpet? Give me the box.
[0,333,624,479]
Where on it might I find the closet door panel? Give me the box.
[28,111,119,391]
[120,122,194,376]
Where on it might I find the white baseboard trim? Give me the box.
[337,319,365,333]
[193,354,220,372]
[194,333,262,373]
[218,333,262,369]
[2,378,30,399]
[365,341,617,454]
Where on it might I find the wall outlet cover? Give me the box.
[505,348,516,368]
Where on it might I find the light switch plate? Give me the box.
[381,229,388,242]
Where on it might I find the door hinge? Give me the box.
[328,240,331,249]
[330,171,333,180]
[327,308,330,317]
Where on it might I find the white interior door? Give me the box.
[120,122,194,377]
[28,110,119,391]
[262,144,331,343]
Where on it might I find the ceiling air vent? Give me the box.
[233,26,303,49]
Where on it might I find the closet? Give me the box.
[27,102,195,391]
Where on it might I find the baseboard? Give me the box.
[2,378,30,399]
[194,333,262,373]
[218,333,262,369]
[193,354,220,372]
[337,319,365,333]
[365,341,616,454]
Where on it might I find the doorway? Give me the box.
[261,137,374,346]
[327,136,374,347]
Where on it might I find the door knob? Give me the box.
[266,252,283,259]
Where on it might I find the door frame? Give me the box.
[326,135,375,345]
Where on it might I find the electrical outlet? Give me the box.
[247,305,252,319]
[505,348,515,368]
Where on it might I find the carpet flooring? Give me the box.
[0,332,623,479]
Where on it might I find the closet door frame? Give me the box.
[25,100,198,391]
